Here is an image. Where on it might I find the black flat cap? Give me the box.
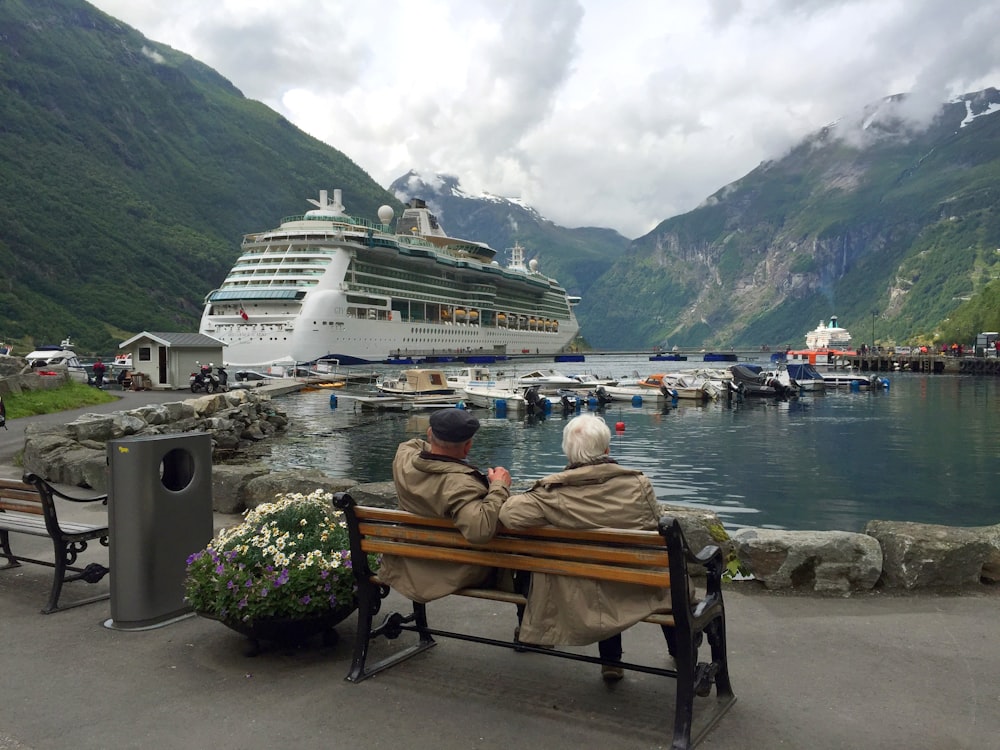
[429,408,480,443]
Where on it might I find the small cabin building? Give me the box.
[117,332,226,390]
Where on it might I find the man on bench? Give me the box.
[499,414,677,682]
[379,408,513,601]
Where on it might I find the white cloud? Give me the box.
[90,0,1000,237]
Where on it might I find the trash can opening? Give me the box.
[160,448,196,492]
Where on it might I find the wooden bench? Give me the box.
[0,474,110,613]
[334,492,736,750]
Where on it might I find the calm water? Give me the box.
[261,356,1000,532]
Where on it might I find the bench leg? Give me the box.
[0,529,22,569]
[345,596,437,682]
[672,614,737,750]
[41,540,109,614]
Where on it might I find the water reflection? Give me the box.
[263,367,1000,532]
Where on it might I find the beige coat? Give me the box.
[379,438,510,603]
[498,459,672,646]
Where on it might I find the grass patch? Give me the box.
[2,382,117,419]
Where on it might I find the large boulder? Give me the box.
[211,463,270,515]
[732,528,883,594]
[240,469,360,509]
[865,520,996,589]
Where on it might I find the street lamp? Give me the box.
[871,309,877,353]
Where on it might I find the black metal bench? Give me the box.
[334,492,736,750]
[0,474,110,613]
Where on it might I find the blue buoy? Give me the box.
[329,393,338,408]
[883,378,890,391]
[631,394,643,407]
[457,400,467,410]
[495,399,507,417]
[850,380,860,392]
[588,396,598,410]
[542,398,552,414]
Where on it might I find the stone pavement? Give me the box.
[1,523,998,750]
[2,391,1000,749]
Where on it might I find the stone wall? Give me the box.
[22,390,288,491]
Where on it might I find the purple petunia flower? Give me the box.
[299,595,311,605]
[237,598,248,609]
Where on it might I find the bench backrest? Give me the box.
[0,478,43,516]
[342,503,674,589]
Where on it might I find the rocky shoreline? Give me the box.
[19,390,1000,596]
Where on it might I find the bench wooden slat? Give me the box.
[354,505,667,546]
[364,538,673,587]
[358,521,671,568]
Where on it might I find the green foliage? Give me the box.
[0,0,402,354]
[2,381,116,419]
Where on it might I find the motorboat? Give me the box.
[446,366,493,389]
[820,371,888,389]
[728,364,796,398]
[23,338,91,384]
[462,378,528,412]
[515,369,584,391]
[783,363,826,392]
[377,368,460,398]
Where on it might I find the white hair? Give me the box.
[561,415,610,465]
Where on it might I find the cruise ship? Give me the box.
[198,190,580,366]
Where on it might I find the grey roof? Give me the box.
[118,331,226,349]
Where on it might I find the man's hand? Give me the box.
[488,466,511,487]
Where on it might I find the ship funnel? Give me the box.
[319,189,328,206]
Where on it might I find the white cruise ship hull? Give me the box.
[199,191,580,367]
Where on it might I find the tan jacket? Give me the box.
[379,438,510,602]
[498,459,671,646]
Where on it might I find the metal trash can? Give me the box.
[104,433,213,630]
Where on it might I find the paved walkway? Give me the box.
[2,390,999,749]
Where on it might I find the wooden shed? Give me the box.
[117,332,226,390]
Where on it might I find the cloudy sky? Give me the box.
[90,0,1000,238]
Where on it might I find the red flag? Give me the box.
[239,308,249,321]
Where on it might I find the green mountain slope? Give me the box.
[582,89,1000,350]
[0,0,400,354]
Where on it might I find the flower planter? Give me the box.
[184,489,379,657]
[198,605,356,654]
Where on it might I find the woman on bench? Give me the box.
[499,414,677,682]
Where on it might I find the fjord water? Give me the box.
[266,357,1000,532]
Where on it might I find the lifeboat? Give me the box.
[544,319,553,331]
[469,310,479,322]
[441,308,451,320]
[529,317,538,330]
[497,312,507,327]
[455,308,468,322]
[552,320,559,332]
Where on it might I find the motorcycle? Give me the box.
[190,364,220,393]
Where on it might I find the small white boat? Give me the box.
[462,380,528,411]
[782,363,826,392]
[23,338,91,384]
[446,366,493,389]
[516,369,581,390]
[377,368,459,398]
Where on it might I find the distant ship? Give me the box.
[198,190,580,366]
[805,316,853,350]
